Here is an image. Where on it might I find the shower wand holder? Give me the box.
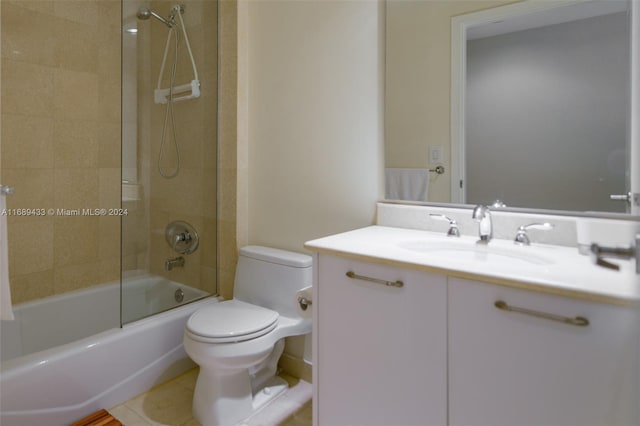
[155,79,200,104]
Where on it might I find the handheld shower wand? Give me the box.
[136,4,197,179]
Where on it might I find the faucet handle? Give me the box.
[430,214,460,237]
[165,221,199,254]
[514,222,554,246]
[590,234,639,274]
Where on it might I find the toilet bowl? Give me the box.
[183,246,312,426]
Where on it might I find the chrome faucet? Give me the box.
[165,256,185,271]
[472,205,492,243]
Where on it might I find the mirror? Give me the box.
[385,0,638,216]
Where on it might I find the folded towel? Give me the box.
[1,194,14,321]
[385,168,430,202]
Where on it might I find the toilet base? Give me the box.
[192,372,289,426]
[251,375,289,413]
[191,339,289,426]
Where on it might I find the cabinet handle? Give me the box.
[346,271,404,288]
[494,300,589,327]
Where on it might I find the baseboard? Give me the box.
[278,352,312,383]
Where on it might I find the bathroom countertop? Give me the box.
[304,226,639,306]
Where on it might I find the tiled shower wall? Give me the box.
[1,0,236,305]
[1,0,122,303]
[128,0,218,295]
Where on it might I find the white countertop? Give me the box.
[304,226,639,305]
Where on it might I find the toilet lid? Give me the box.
[186,300,279,343]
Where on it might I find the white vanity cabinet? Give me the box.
[448,277,640,426]
[314,254,447,426]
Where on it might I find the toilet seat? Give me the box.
[186,300,279,343]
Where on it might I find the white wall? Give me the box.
[244,0,384,253]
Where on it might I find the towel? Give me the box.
[1,194,14,321]
[385,168,430,202]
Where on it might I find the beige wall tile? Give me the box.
[53,120,98,168]
[54,168,99,210]
[96,1,122,30]
[218,0,238,300]
[53,68,99,121]
[3,1,54,15]
[99,216,121,259]
[2,0,226,305]
[8,218,54,276]
[2,0,123,304]
[53,261,100,294]
[99,168,121,210]
[122,254,139,273]
[200,218,217,269]
[53,216,99,267]
[53,19,98,74]
[98,78,122,123]
[98,256,121,284]
[2,168,54,211]
[199,265,217,294]
[52,1,98,26]
[1,113,54,169]
[1,60,54,117]
[8,269,55,304]
[1,2,56,66]
[97,122,121,168]
[202,169,217,219]
[151,168,204,216]
[218,166,237,222]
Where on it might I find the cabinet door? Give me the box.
[315,255,447,426]
[449,277,640,426]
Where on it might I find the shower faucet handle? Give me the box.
[165,221,199,255]
[173,232,191,249]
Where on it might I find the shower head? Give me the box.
[136,7,173,28]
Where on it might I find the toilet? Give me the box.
[183,246,312,426]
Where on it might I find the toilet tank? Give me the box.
[234,246,312,317]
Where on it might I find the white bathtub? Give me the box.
[0,275,217,426]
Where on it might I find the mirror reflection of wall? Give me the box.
[385,0,519,204]
[385,0,635,215]
[466,10,629,212]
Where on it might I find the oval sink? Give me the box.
[397,239,555,266]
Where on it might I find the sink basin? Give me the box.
[397,239,554,266]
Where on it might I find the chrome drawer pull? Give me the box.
[494,300,589,327]
[346,271,404,288]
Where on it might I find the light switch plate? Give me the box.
[429,145,443,163]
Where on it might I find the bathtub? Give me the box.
[0,275,218,426]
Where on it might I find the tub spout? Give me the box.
[165,256,185,271]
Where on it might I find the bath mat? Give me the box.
[70,409,123,426]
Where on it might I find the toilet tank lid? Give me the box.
[239,246,312,268]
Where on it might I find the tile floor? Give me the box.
[109,368,312,426]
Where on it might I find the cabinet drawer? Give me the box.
[449,277,640,426]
